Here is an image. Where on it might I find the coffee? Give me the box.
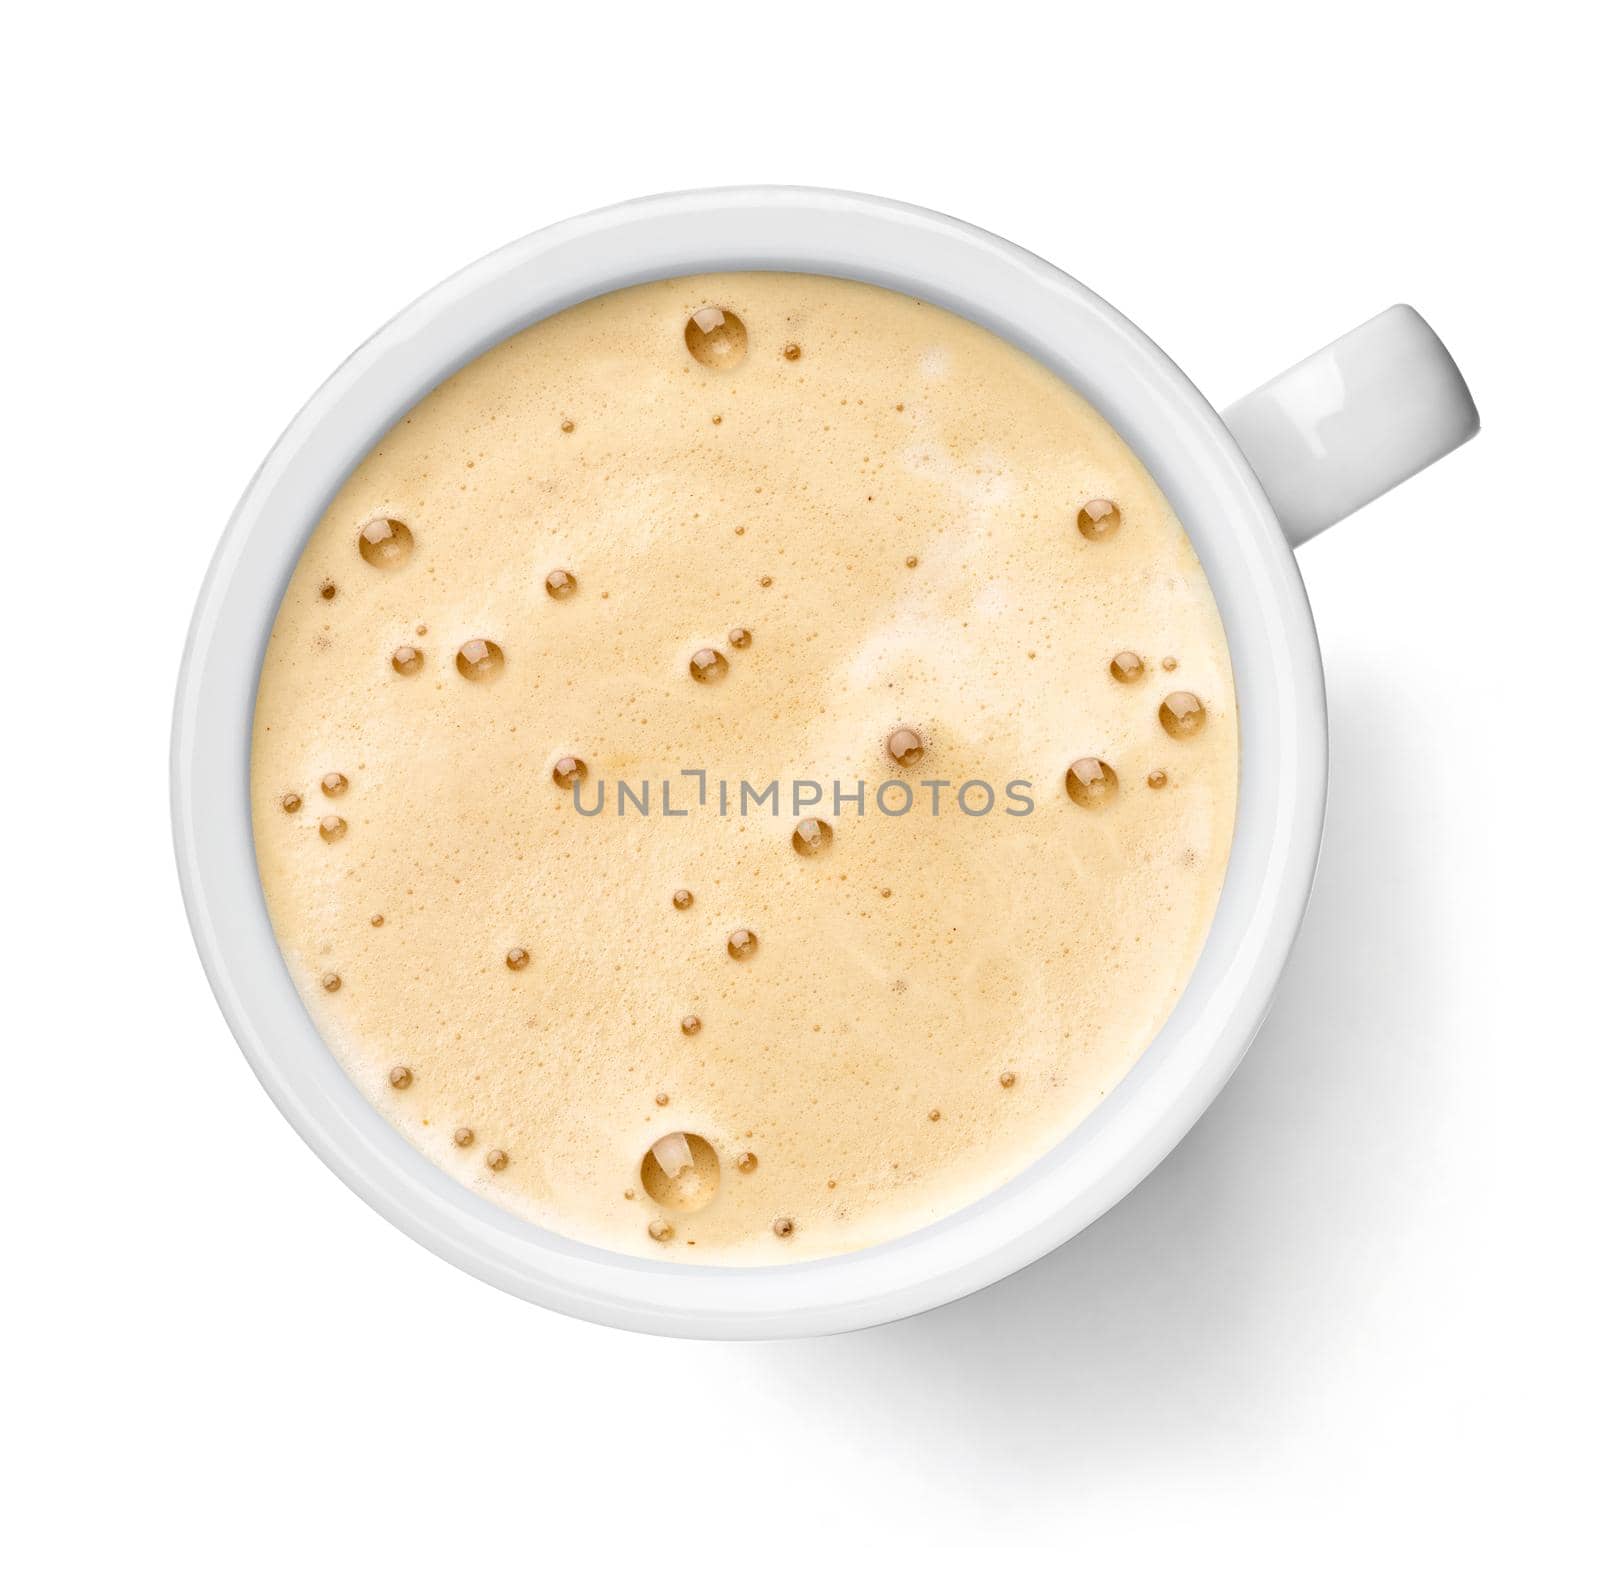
[251,272,1237,1262]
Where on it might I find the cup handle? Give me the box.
[1220,305,1479,548]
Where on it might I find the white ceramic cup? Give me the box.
[172,187,1477,1339]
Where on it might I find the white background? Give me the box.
[5,2,1595,1579]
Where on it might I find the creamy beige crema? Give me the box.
[251,273,1237,1263]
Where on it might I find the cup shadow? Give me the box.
[767,668,1445,1480]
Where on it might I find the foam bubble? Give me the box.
[887,727,925,768]
[792,818,833,857]
[1160,692,1207,738]
[1066,758,1118,809]
[455,638,505,680]
[690,647,729,683]
[685,307,748,369]
[358,518,415,568]
[1077,499,1121,540]
[641,1132,721,1212]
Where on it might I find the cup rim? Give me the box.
[171,186,1327,1339]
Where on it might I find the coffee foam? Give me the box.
[250,272,1237,1263]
